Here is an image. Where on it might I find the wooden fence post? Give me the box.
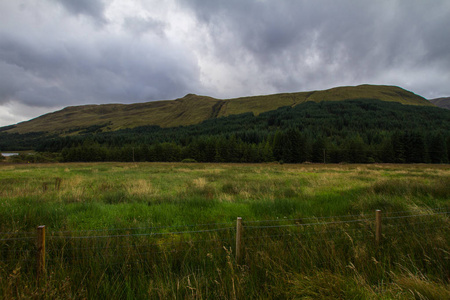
[37,225,46,281]
[55,177,62,190]
[236,217,243,264]
[375,210,382,246]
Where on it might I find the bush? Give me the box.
[9,152,61,163]
[181,158,197,163]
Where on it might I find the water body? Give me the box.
[1,153,19,157]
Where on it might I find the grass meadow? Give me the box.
[0,162,449,299]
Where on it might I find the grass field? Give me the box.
[0,162,449,299]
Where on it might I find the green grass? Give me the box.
[0,162,449,299]
[2,162,447,231]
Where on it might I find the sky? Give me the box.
[1,0,450,127]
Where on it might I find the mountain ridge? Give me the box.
[3,84,433,135]
[430,97,450,110]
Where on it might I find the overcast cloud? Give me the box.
[1,0,449,126]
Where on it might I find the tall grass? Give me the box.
[0,163,449,298]
[1,211,448,299]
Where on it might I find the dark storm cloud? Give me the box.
[0,36,197,107]
[52,0,106,21]
[179,0,450,97]
[1,0,449,127]
[0,0,202,111]
[0,33,200,107]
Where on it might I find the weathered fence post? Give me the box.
[375,210,382,246]
[42,182,48,193]
[55,177,62,190]
[37,225,46,281]
[236,217,243,264]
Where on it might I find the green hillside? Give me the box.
[2,99,449,164]
[430,97,450,110]
[221,84,431,116]
[3,84,432,135]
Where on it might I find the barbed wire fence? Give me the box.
[0,207,448,281]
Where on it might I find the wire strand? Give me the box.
[384,212,449,220]
[245,218,371,229]
[49,227,235,240]
[50,221,236,235]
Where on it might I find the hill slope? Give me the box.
[430,97,450,109]
[3,84,432,134]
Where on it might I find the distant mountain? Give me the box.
[2,84,432,135]
[430,97,450,110]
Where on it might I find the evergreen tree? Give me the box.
[380,137,395,163]
[272,131,284,162]
[346,135,367,163]
[391,132,406,163]
[404,132,426,163]
[311,137,326,163]
[428,133,448,163]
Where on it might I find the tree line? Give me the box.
[2,99,450,163]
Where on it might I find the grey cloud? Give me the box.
[0,62,26,103]
[179,0,450,97]
[52,0,106,21]
[1,0,450,127]
[0,29,202,108]
[123,17,167,37]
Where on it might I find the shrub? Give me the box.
[181,158,197,163]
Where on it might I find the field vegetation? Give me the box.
[0,162,449,299]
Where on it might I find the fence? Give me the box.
[1,208,448,281]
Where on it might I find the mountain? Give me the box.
[2,84,432,135]
[430,97,450,110]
